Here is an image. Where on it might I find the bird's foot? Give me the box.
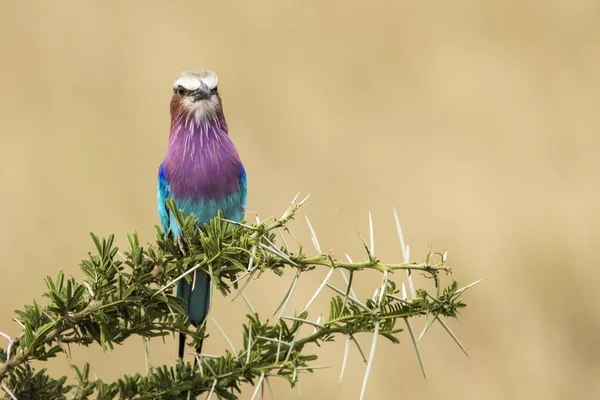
[175,236,188,257]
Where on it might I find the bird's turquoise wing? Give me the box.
[239,166,247,220]
[157,163,171,234]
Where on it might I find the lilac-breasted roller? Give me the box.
[157,70,247,358]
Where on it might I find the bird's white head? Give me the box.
[171,70,222,122]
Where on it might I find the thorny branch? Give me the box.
[0,196,481,399]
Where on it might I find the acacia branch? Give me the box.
[0,197,479,399]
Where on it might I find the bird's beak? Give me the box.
[192,83,211,101]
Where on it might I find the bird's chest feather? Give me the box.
[163,134,246,225]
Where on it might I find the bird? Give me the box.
[157,70,247,359]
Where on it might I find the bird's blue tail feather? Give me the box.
[177,271,211,358]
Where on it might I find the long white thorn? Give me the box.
[262,236,298,266]
[0,331,11,342]
[359,321,380,400]
[392,207,407,261]
[326,284,370,312]
[211,316,237,355]
[282,316,325,330]
[277,228,290,252]
[247,246,257,272]
[284,328,302,363]
[231,271,250,285]
[246,324,253,365]
[305,215,322,254]
[256,336,292,347]
[417,313,435,342]
[191,269,197,292]
[205,379,218,400]
[351,335,368,363]
[297,193,311,207]
[259,243,298,266]
[154,262,204,296]
[219,218,257,230]
[386,293,412,305]
[378,270,388,306]
[12,318,25,329]
[405,318,426,379]
[83,281,95,298]
[393,209,416,298]
[302,268,334,313]
[313,314,322,334]
[455,278,486,297]
[6,339,13,360]
[1,383,17,400]
[339,334,350,385]
[207,264,215,320]
[291,192,300,205]
[232,269,257,302]
[372,288,379,303]
[436,316,469,357]
[195,353,204,375]
[142,337,149,373]
[251,372,265,400]
[241,292,257,314]
[274,270,301,321]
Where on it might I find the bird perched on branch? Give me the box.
[157,70,247,358]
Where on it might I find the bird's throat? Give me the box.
[167,109,229,155]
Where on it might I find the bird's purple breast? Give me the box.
[163,118,244,201]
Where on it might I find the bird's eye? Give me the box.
[210,86,218,95]
[176,86,187,96]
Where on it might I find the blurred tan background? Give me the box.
[1,1,599,399]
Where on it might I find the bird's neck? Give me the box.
[168,109,229,151]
